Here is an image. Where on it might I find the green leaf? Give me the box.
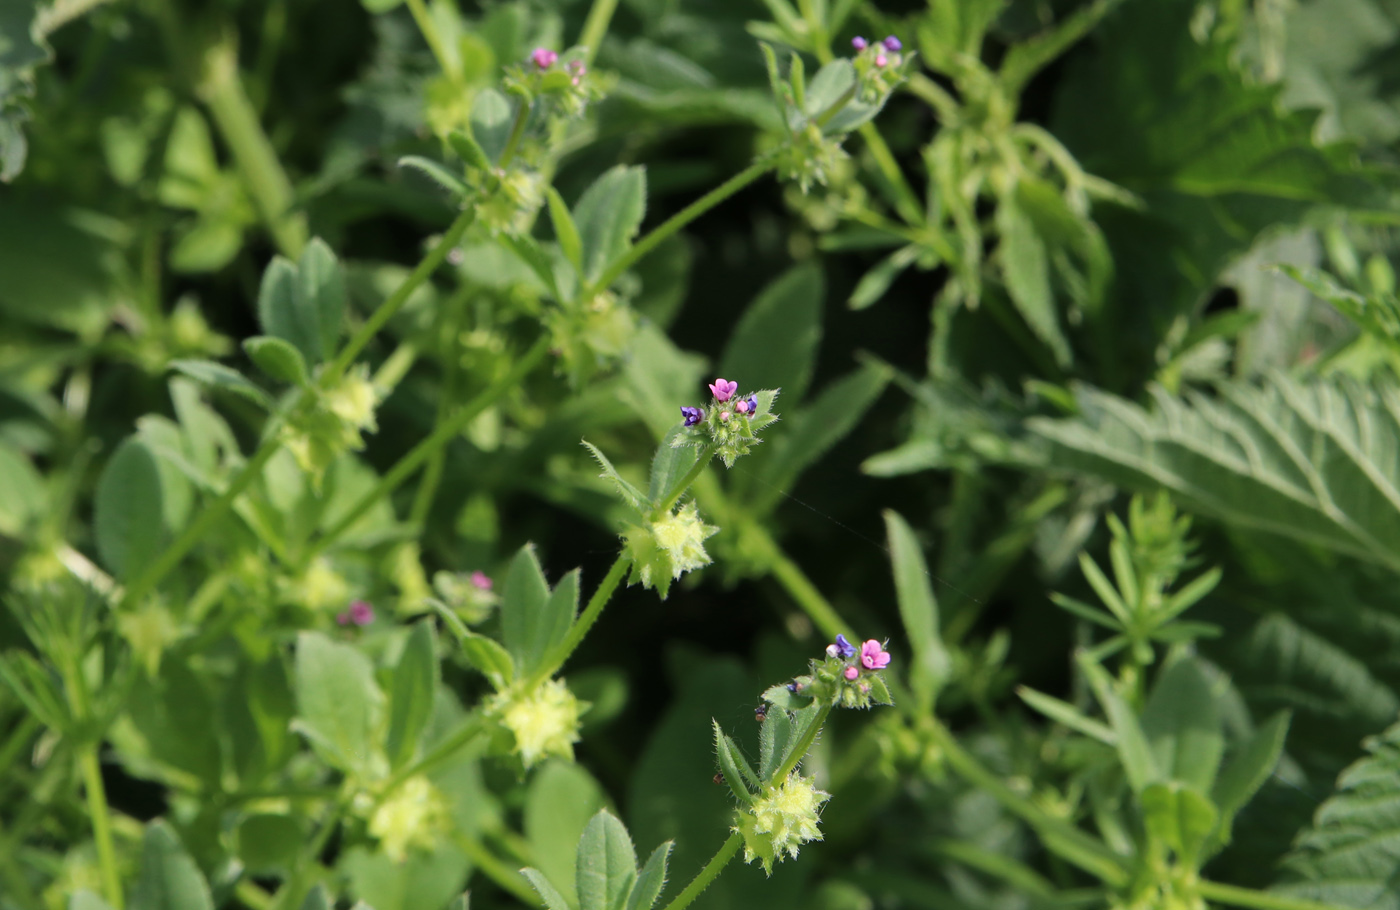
[757,706,793,782]
[131,821,214,910]
[1281,264,1400,353]
[398,155,469,199]
[292,631,383,775]
[0,442,43,537]
[447,129,491,172]
[470,89,514,164]
[236,813,306,875]
[433,602,516,690]
[1017,685,1115,744]
[547,186,585,276]
[243,335,310,386]
[574,165,647,284]
[500,233,563,301]
[386,621,439,770]
[802,59,855,119]
[627,842,672,910]
[94,438,167,581]
[1080,654,1158,793]
[298,886,332,910]
[256,238,346,367]
[1141,782,1219,868]
[1141,656,1224,793]
[883,510,951,710]
[848,245,920,310]
[576,810,638,910]
[499,545,575,676]
[522,869,573,910]
[647,427,699,506]
[340,843,470,910]
[169,359,272,408]
[997,190,1070,367]
[1032,376,1400,573]
[526,761,606,909]
[719,263,823,405]
[583,440,650,515]
[68,892,115,910]
[1273,718,1400,906]
[1211,711,1290,845]
[713,721,757,804]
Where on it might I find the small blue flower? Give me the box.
[833,634,857,658]
[883,35,901,51]
[852,36,868,50]
[680,406,703,427]
[744,394,758,416]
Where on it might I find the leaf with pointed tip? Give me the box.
[298,885,331,910]
[547,186,584,276]
[884,510,952,711]
[522,869,572,910]
[386,621,439,770]
[758,707,793,782]
[1141,656,1224,793]
[574,165,647,284]
[243,335,309,386]
[169,360,271,408]
[647,427,699,506]
[576,810,638,910]
[627,842,672,910]
[582,440,650,514]
[1080,654,1158,793]
[398,155,469,198]
[719,264,823,405]
[131,821,214,910]
[1211,711,1290,845]
[500,545,553,675]
[713,721,758,804]
[292,631,383,775]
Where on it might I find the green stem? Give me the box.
[498,102,533,170]
[118,437,282,611]
[381,715,488,798]
[452,833,542,906]
[765,540,849,641]
[774,701,833,781]
[409,289,471,527]
[660,833,743,910]
[1196,882,1347,910]
[271,799,345,910]
[652,447,716,519]
[925,720,1127,886]
[577,0,620,64]
[405,0,455,76]
[531,553,632,687]
[199,32,307,258]
[80,747,124,910]
[306,335,550,564]
[329,207,476,382]
[583,160,774,300]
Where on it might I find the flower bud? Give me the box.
[368,776,448,862]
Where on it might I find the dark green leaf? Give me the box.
[500,545,555,675]
[627,842,672,910]
[94,438,166,580]
[236,813,306,875]
[713,721,757,804]
[574,165,647,283]
[398,155,469,199]
[719,263,823,405]
[169,360,271,408]
[131,821,214,910]
[0,442,44,537]
[470,89,514,164]
[583,440,650,515]
[526,761,606,909]
[447,129,491,171]
[757,707,793,782]
[883,510,952,710]
[647,427,699,506]
[547,186,584,275]
[386,621,439,770]
[1142,656,1224,793]
[997,191,1070,367]
[1211,711,1290,844]
[243,335,309,386]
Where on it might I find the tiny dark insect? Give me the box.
[754,706,767,723]
[712,773,724,785]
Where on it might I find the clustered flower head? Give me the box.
[677,377,780,467]
[489,678,585,768]
[735,772,831,874]
[509,46,605,123]
[281,365,380,486]
[623,501,719,599]
[801,634,894,708]
[850,34,913,103]
[431,569,498,624]
[368,776,449,862]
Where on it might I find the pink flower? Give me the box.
[860,639,890,670]
[843,666,859,681]
[875,53,887,67]
[708,378,737,402]
[470,570,493,591]
[531,48,558,69]
[346,600,375,626]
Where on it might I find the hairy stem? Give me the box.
[577,0,620,65]
[1196,882,1347,910]
[584,160,774,300]
[305,335,551,564]
[199,33,307,258]
[329,207,477,381]
[531,553,632,687]
[661,833,743,910]
[80,747,124,910]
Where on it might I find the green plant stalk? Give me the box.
[0,814,43,910]
[404,0,455,77]
[119,437,282,611]
[452,832,543,906]
[531,553,632,687]
[271,799,346,910]
[577,0,620,64]
[924,719,1128,886]
[199,34,308,258]
[652,446,716,518]
[329,207,477,381]
[660,833,743,910]
[583,160,775,300]
[409,288,471,527]
[766,541,849,641]
[382,715,488,800]
[80,747,124,910]
[305,335,551,564]
[1196,882,1347,910]
[498,102,533,170]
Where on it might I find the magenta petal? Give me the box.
[861,639,890,670]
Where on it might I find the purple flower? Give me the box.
[833,634,857,658]
[744,394,758,416]
[681,406,703,427]
[470,571,493,591]
[860,639,891,670]
[852,36,868,50]
[708,378,738,402]
[883,35,902,51]
[531,48,558,69]
[339,600,375,627]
